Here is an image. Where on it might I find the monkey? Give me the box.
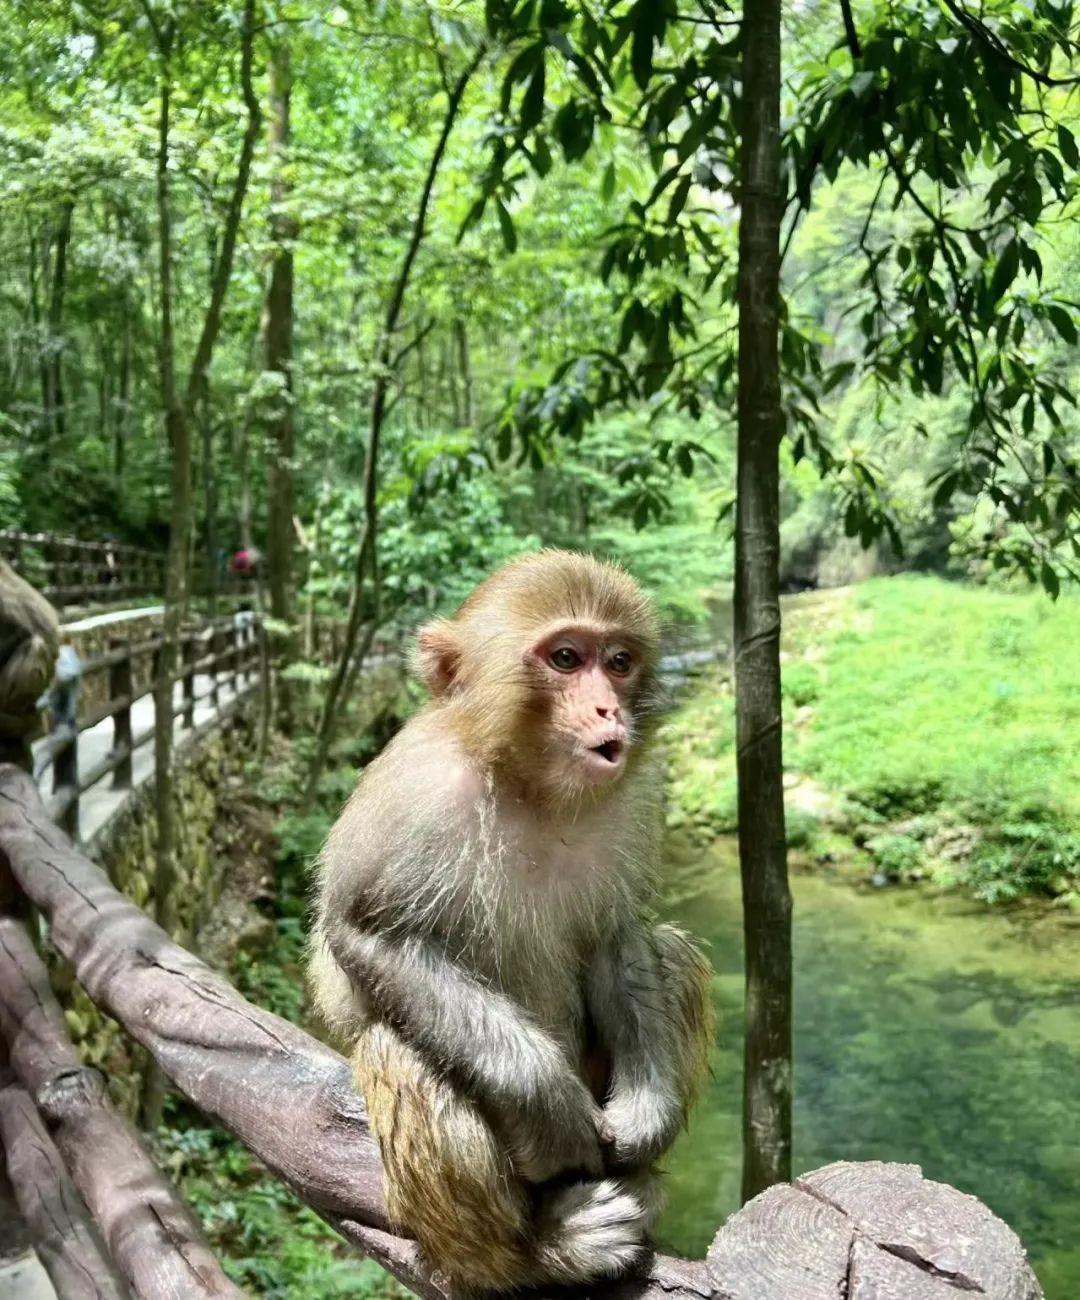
[309,549,713,1292]
[0,560,59,771]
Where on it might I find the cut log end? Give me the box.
[707,1159,1043,1300]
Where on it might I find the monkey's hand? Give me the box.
[602,1084,681,1172]
[324,919,608,1177]
[506,1073,609,1184]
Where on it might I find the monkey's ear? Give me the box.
[415,620,461,696]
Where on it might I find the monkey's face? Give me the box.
[525,623,643,790]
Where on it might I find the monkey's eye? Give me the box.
[607,650,633,676]
[549,646,582,672]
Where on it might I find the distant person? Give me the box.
[229,546,258,580]
[100,536,120,588]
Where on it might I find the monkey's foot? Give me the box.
[534,1178,648,1284]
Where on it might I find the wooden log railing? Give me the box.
[0,528,254,613]
[0,530,166,611]
[34,612,262,842]
[0,764,1046,1300]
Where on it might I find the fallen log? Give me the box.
[0,763,1045,1300]
[0,913,240,1299]
[0,1076,129,1300]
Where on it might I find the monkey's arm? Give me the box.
[586,923,712,1171]
[323,917,606,1182]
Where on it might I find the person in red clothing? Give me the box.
[229,546,257,578]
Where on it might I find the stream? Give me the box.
[656,835,1080,1298]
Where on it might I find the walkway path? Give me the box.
[33,606,258,846]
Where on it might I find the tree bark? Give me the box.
[735,0,791,1202]
[200,373,218,617]
[263,35,297,733]
[42,201,73,443]
[454,317,473,426]
[302,45,484,806]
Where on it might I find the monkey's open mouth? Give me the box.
[591,739,622,764]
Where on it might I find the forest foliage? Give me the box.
[1,0,1077,617]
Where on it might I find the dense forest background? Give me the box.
[1,0,1079,1296]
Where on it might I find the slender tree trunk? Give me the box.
[142,0,261,1125]
[442,334,460,426]
[735,0,791,1203]
[200,374,218,617]
[236,403,255,553]
[263,37,297,733]
[415,326,429,427]
[455,317,473,426]
[145,33,183,1130]
[40,202,73,443]
[302,45,484,806]
[115,302,132,485]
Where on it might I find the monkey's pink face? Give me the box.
[526,624,642,787]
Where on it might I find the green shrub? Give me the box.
[865,831,925,880]
[782,662,822,707]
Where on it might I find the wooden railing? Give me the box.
[35,613,262,841]
[0,765,1046,1300]
[1,529,165,610]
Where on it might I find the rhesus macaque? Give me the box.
[0,561,59,771]
[309,550,713,1291]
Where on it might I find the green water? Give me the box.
[657,837,1080,1298]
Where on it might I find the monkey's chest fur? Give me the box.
[425,788,642,1031]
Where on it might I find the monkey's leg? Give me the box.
[353,1021,531,1290]
[354,1023,647,1291]
[652,922,715,1116]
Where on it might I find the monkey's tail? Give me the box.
[531,1178,649,1285]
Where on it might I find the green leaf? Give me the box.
[1058,124,1079,170]
[602,161,616,201]
[1040,561,1060,600]
[988,239,1020,305]
[1047,304,1078,345]
[520,61,546,130]
[496,200,517,253]
[630,0,666,89]
[667,172,692,221]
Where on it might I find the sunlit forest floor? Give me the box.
[166,574,1079,1296]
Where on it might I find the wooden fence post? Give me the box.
[229,619,240,699]
[109,638,133,790]
[181,631,195,728]
[49,646,81,839]
[209,626,221,711]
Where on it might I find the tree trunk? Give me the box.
[200,373,218,617]
[236,396,255,553]
[263,36,297,733]
[735,0,791,1203]
[144,0,261,1124]
[455,317,473,426]
[115,301,132,485]
[41,202,73,443]
[302,46,484,806]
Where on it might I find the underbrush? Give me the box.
[664,576,1080,905]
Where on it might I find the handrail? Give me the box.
[35,612,263,840]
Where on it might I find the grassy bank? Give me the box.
[665,575,1080,905]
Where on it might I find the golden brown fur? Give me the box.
[310,550,713,1291]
